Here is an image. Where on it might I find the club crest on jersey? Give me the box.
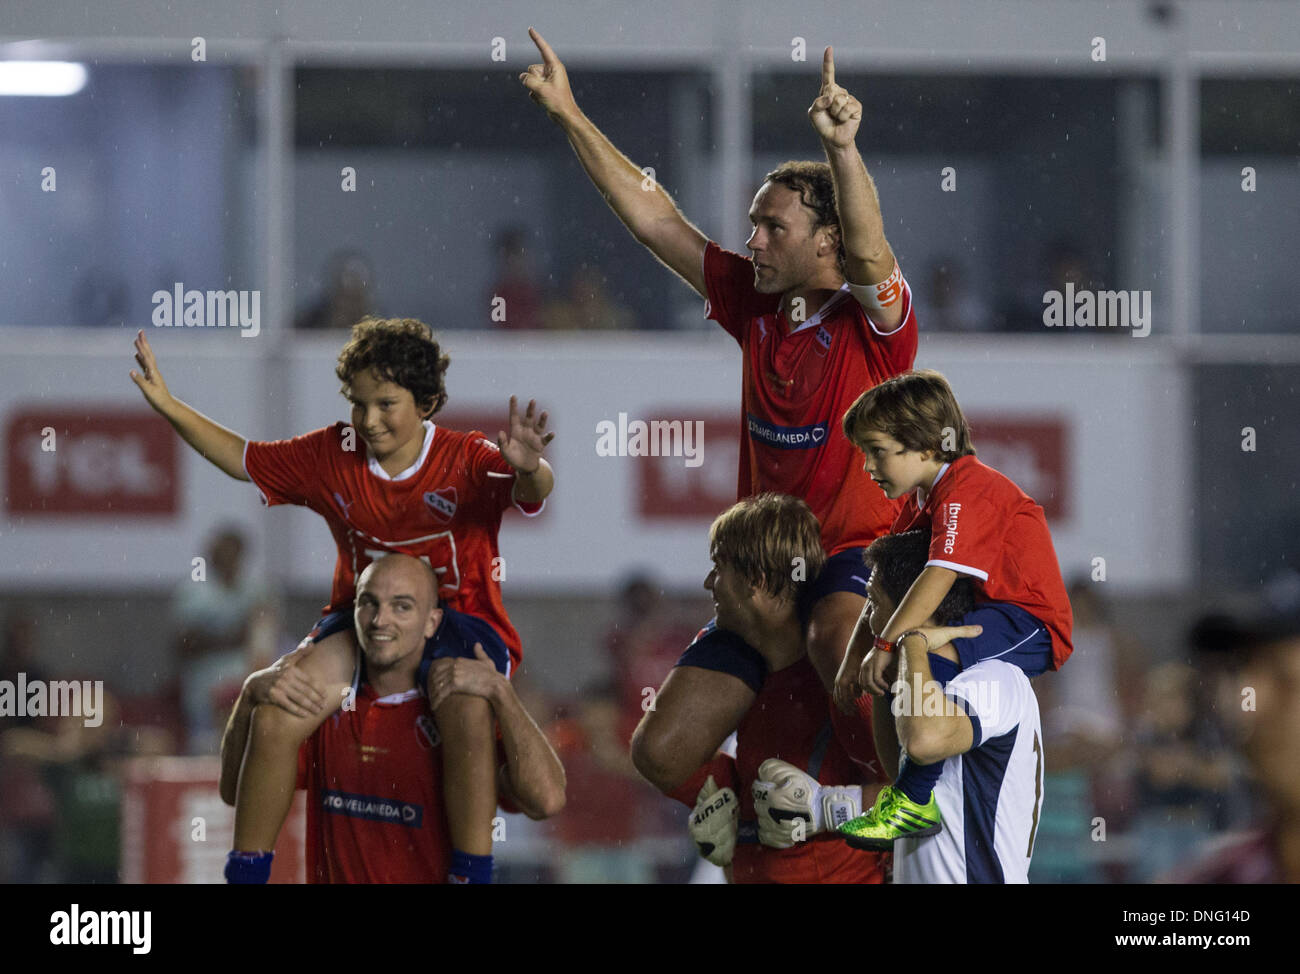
[815,325,833,351]
[423,487,457,522]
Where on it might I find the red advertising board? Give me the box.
[966,416,1069,521]
[121,757,305,884]
[5,408,178,516]
[634,411,743,519]
[630,411,1068,523]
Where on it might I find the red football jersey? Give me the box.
[702,242,917,554]
[892,455,1074,669]
[244,421,539,664]
[732,656,889,884]
[297,684,450,884]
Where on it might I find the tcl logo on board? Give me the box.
[637,412,741,519]
[5,409,178,515]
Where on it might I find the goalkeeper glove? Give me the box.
[752,758,863,849]
[688,775,738,866]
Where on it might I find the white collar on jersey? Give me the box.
[784,284,852,335]
[366,420,437,482]
[917,461,952,508]
[371,687,421,705]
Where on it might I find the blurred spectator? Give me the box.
[1020,583,1132,882]
[73,268,129,328]
[171,527,279,754]
[542,264,635,331]
[1130,661,1237,881]
[1001,237,1101,333]
[547,682,664,883]
[601,573,714,880]
[0,613,56,882]
[1028,673,1106,884]
[1166,605,1300,882]
[919,258,991,333]
[604,573,700,718]
[1048,582,1126,759]
[1059,582,1145,880]
[296,250,376,330]
[487,226,543,330]
[491,672,560,884]
[0,614,51,723]
[2,691,170,883]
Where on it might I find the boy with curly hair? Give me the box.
[131,318,553,883]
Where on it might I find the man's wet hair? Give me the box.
[762,161,844,271]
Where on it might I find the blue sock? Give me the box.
[225,850,274,884]
[448,849,493,884]
[893,652,961,804]
[895,757,942,804]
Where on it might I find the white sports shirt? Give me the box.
[893,659,1045,884]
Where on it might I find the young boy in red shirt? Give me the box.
[131,318,553,883]
[834,369,1072,846]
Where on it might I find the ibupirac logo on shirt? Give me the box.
[746,414,828,450]
[941,502,961,554]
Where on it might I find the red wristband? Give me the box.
[873,636,896,654]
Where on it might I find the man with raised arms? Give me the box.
[521,30,919,797]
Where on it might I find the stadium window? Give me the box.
[1198,78,1300,335]
[750,71,1165,337]
[0,63,261,331]
[292,66,713,331]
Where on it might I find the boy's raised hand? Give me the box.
[498,395,554,473]
[129,330,176,414]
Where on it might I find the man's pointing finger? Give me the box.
[529,27,559,65]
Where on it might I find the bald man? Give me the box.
[220,554,565,883]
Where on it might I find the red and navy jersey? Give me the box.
[244,420,540,665]
[297,683,450,884]
[892,455,1074,669]
[732,656,889,884]
[702,241,918,554]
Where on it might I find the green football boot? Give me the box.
[837,785,942,850]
